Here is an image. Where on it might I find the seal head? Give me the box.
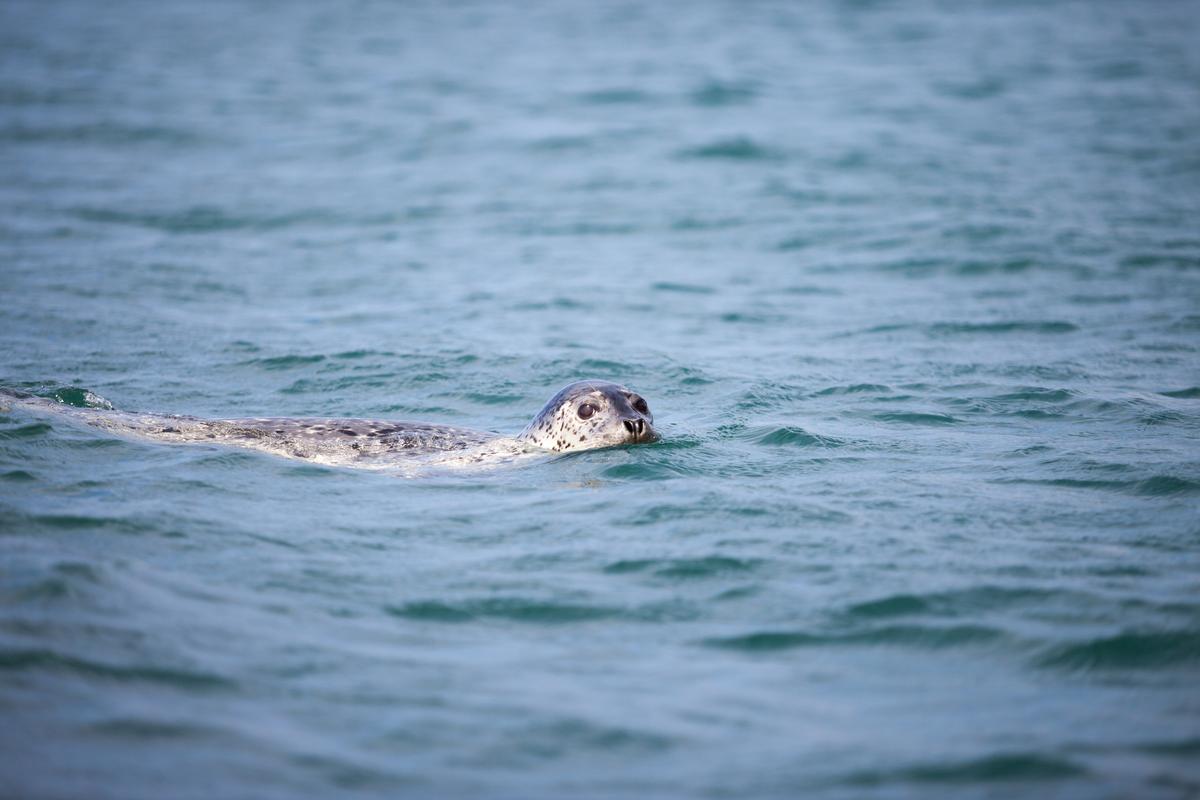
[517,380,657,452]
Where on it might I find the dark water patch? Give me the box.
[845,586,1060,620]
[934,76,1008,101]
[875,256,955,275]
[812,383,891,397]
[845,323,914,337]
[86,718,228,740]
[873,412,960,426]
[1,469,36,481]
[843,752,1084,786]
[239,354,327,370]
[514,297,592,312]
[1134,476,1200,496]
[732,383,804,411]
[775,236,811,251]
[385,601,474,623]
[623,503,765,526]
[989,388,1076,404]
[751,426,844,447]
[651,281,715,294]
[996,476,1199,497]
[1160,387,1200,399]
[0,422,52,439]
[72,206,332,234]
[1120,253,1200,270]
[955,260,1032,278]
[689,80,756,106]
[718,311,785,324]
[387,597,618,624]
[996,478,1130,493]
[526,134,593,152]
[463,392,523,406]
[513,220,639,237]
[604,556,759,579]
[655,556,759,579]
[1136,738,1200,757]
[669,216,742,231]
[578,88,654,105]
[677,137,779,161]
[598,461,685,481]
[1036,631,1200,671]
[0,648,234,689]
[575,358,632,373]
[15,513,159,536]
[505,718,675,760]
[928,321,1078,336]
[1069,293,1132,305]
[334,349,393,360]
[0,122,201,146]
[782,284,841,295]
[280,375,397,394]
[288,753,406,791]
[704,624,1005,652]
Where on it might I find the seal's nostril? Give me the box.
[623,419,636,434]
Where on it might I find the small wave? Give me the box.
[751,426,844,447]
[49,387,115,409]
[0,648,234,689]
[844,586,1059,619]
[988,387,1075,404]
[928,321,1078,335]
[1159,387,1200,399]
[812,383,892,397]
[0,422,53,439]
[603,556,759,579]
[703,624,1005,652]
[689,80,757,107]
[996,476,1199,497]
[873,412,960,425]
[843,752,1084,786]
[86,718,226,740]
[502,718,674,759]
[1036,630,1200,670]
[1120,253,1200,270]
[651,281,716,294]
[1134,476,1200,496]
[676,137,780,161]
[239,354,326,370]
[73,205,331,234]
[577,88,654,105]
[0,122,201,146]
[386,597,619,624]
[599,462,685,481]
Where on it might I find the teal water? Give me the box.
[2,1,1199,797]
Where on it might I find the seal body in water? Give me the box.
[1,380,657,471]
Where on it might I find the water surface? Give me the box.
[2,1,1199,798]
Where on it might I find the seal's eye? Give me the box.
[577,402,597,420]
[632,397,649,415]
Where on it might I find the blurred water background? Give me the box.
[1,1,1199,797]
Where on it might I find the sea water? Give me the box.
[1,1,1198,797]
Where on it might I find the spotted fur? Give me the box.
[1,381,657,472]
[517,380,656,452]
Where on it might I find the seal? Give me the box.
[1,380,657,471]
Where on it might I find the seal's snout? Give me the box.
[622,417,656,443]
